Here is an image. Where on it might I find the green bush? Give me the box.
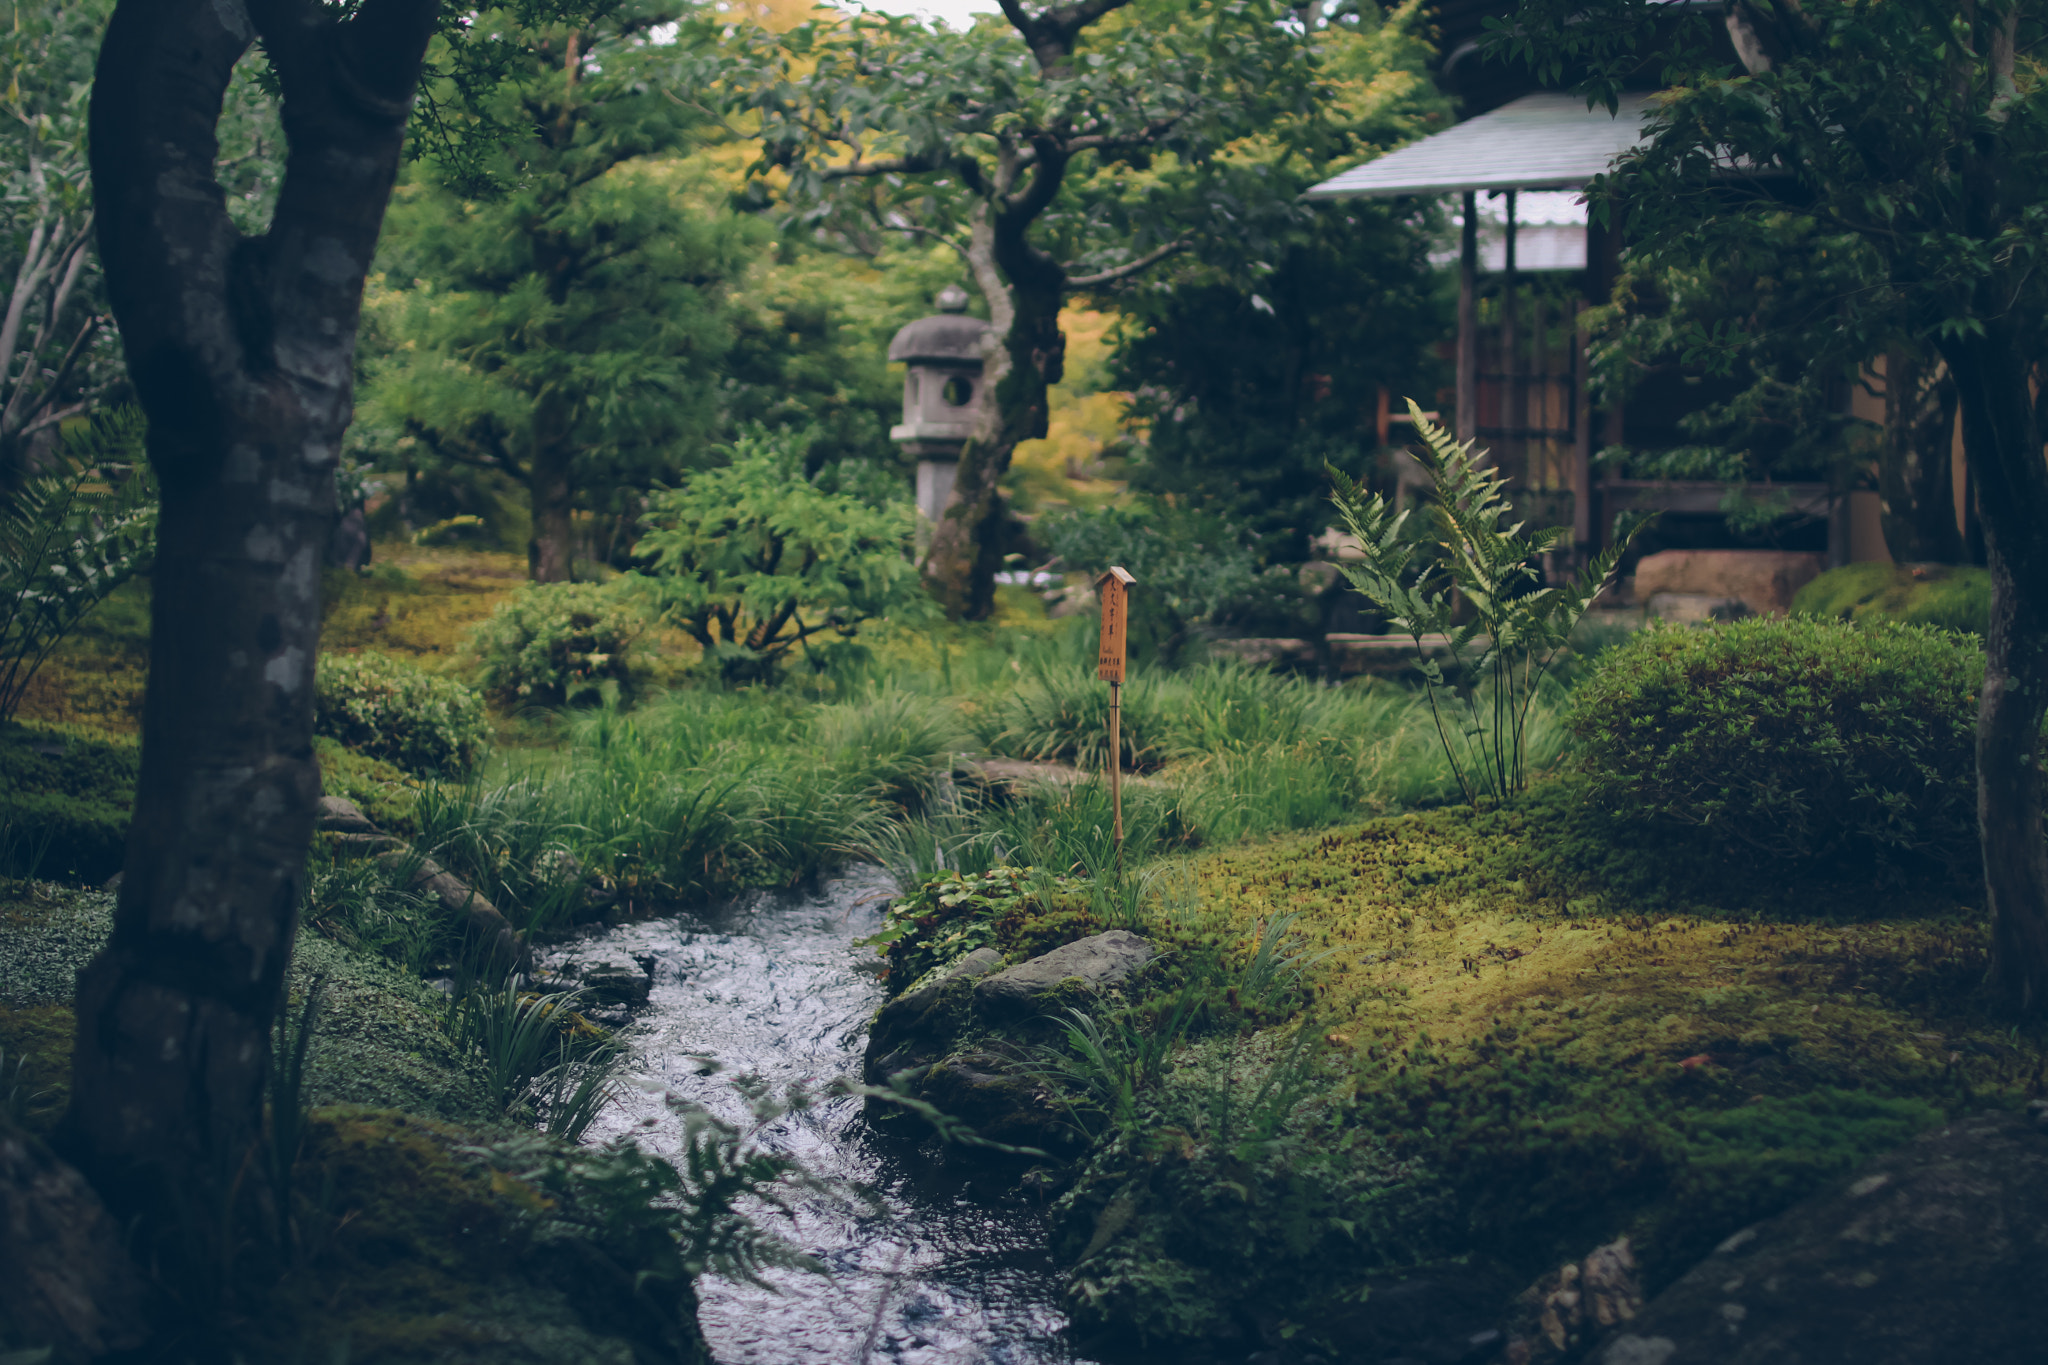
[315,650,488,778]
[0,725,138,883]
[1791,561,1991,635]
[465,581,646,707]
[1567,617,1980,868]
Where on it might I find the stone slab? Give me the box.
[1594,1110,2048,1365]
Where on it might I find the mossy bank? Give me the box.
[977,783,2037,1362]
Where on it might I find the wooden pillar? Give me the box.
[1501,190,1519,473]
[1457,190,1478,445]
[1572,295,1594,550]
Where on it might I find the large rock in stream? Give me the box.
[863,932,1156,1155]
[1591,1108,2048,1365]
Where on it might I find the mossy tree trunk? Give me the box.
[1943,319,2048,1014]
[925,201,1066,620]
[65,0,432,1219]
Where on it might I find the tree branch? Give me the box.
[1064,238,1188,287]
[997,0,1135,72]
[822,154,938,180]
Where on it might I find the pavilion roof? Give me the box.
[1305,91,1656,200]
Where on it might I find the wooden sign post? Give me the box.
[1096,567,1135,874]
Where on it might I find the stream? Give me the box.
[566,866,1099,1365]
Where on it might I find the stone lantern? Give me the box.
[888,284,991,524]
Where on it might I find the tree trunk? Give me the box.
[65,0,432,1221]
[530,417,576,583]
[1879,347,1963,564]
[1943,321,2048,1014]
[923,203,1064,619]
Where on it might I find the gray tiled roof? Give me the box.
[1307,92,1656,200]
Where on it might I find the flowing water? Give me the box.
[566,866,1099,1365]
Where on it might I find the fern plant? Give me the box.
[0,408,155,723]
[1328,399,1643,804]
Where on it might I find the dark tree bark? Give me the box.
[530,400,577,582]
[64,0,434,1215]
[1943,320,2048,1014]
[1879,347,1963,564]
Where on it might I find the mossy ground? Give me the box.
[12,547,530,737]
[1052,780,2040,1357]
[1790,561,1990,635]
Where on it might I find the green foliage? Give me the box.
[809,689,971,812]
[265,977,327,1261]
[0,723,136,883]
[1792,562,1991,637]
[983,661,1167,772]
[301,852,450,978]
[315,649,489,778]
[863,864,1100,992]
[465,580,648,707]
[1053,1031,1444,1351]
[0,410,155,725]
[1329,401,1640,804]
[447,980,614,1122]
[632,429,931,684]
[1037,502,1311,656]
[728,0,1334,277]
[0,1,131,487]
[1567,617,1981,869]
[358,9,748,574]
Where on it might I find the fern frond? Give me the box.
[0,408,154,723]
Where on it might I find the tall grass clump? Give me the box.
[810,689,972,811]
[983,661,1167,772]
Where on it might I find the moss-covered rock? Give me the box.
[1791,561,1990,635]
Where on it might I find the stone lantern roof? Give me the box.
[887,284,989,365]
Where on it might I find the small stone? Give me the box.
[1600,1336,1678,1365]
[1715,1227,1759,1255]
[1848,1174,1891,1197]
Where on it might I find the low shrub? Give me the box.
[1566,617,1980,869]
[466,581,647,707]
[315,650,488,778]
[1792,561,1991,635]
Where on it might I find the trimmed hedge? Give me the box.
[315,650,488,778]
[0,726,137,883]
[1566,617,1980,869]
